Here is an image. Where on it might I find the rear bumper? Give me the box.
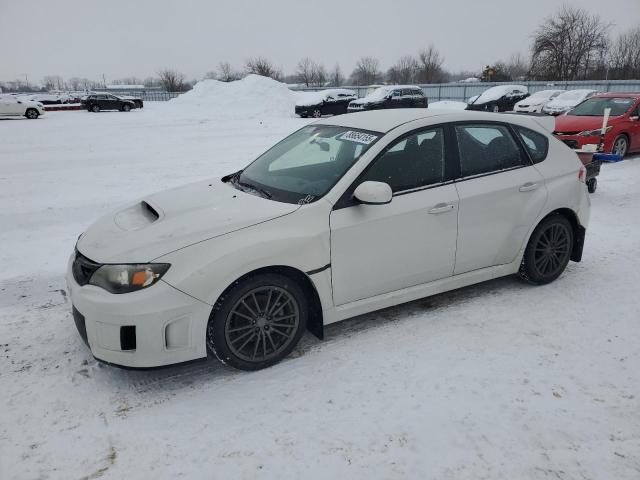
[66,254,211,368]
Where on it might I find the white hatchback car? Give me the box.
[0,95,45,119]
[67,110,590,370]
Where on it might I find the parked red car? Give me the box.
[553,93,640,157]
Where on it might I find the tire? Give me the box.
[312,108,322,118]
[492,105,500,113]
[25,109,39,119]
[612,134,628,158]
[519,215,574,285]
[122,104,131,112]
[587,178,597,194]
[91,104,100,113]
[207,273,307,370]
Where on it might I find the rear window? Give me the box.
[516,127,548,163]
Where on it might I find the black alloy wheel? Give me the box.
[520,215,574,285]
[207,273,307,370]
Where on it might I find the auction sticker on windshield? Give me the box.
[340,131,378,145]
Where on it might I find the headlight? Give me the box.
[579,126,612,137]
[89,263,170,294]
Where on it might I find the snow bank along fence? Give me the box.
[292,80,640,102]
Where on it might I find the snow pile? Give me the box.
[165,74,297,119]
[429,100,468,110]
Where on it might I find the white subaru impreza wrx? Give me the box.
[67,109,590,370]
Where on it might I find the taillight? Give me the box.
[578,166,586,183]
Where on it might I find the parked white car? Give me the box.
[0,95,45,119]
[513,89,564,113]
[542,89,597,116]
[67,110,590,370]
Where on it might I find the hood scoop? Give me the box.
[114,201,162,231]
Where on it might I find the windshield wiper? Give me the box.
[228,172,272,199]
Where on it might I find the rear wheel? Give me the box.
[519,215,574,285]
[207,273,307,370]
[25,108,39,119]
[612,135,628,158]
[122,104,131,112]
[312,108,322,118]
[91,104,100,113]
[587,178,597,194]
[492,105,500,113]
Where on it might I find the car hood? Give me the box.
[516,98,544,107]
[77,179,300,263]
[554,115,620,132]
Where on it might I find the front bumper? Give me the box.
[66,254,211,368]
[554,134,613,152]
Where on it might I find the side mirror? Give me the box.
[353,181,392,205]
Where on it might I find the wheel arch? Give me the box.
[536,208,585,262]
[212,265,325,340]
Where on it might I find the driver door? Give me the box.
[330,127,459,305]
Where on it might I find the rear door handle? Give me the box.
[428,203,456,214]
[519,182,539,192]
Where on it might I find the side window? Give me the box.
[455,124,525,177]
[362,127,445,192]
[516,126,548,163]
[392,90,401,98]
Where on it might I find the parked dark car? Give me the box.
[295,89,357,117]
[117,95,144,109]
[466,85,529,112]
[347,86,428,112]
[81,94,137,112]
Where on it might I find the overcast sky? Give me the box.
[1,0,639,84]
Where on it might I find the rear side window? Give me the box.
[455,124,525,177]
[516,126,548,163]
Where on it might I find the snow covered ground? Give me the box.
[1,91,640,479]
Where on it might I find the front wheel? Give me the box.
[492,105,500,113]
[25,109,39,119]
[207,273,307,370]
[122,104,131,112]
[612,135,628,158]
[312,108,322,118]
[91,104,100,113]
[519,215,574,285]
[587,177,597,194]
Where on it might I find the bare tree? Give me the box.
[529,5,610,80]
[217,61,240,82]
[387,55,419,84]
[245,57,282,80]
[296,57,315,86]
[312,63,327,86]
[609,27,640,79]
[350,56,381,85]
[157,69,186,91]
[417,45,447,83]
[42,75,65,91]
[329,63,344,87]
[505,53,529,80]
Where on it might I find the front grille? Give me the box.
[562,139,579,149]
[72,250,101,285]
[72,306,89,347]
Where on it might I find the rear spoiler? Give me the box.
[501,111,555,133]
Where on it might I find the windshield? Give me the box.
[568,97,637,116]
[231,125,381,204]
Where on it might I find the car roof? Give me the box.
[314,109,549,133]
[591,92,640,99]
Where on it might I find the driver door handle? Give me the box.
[428,203,456,214]
[519,182,539,192]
